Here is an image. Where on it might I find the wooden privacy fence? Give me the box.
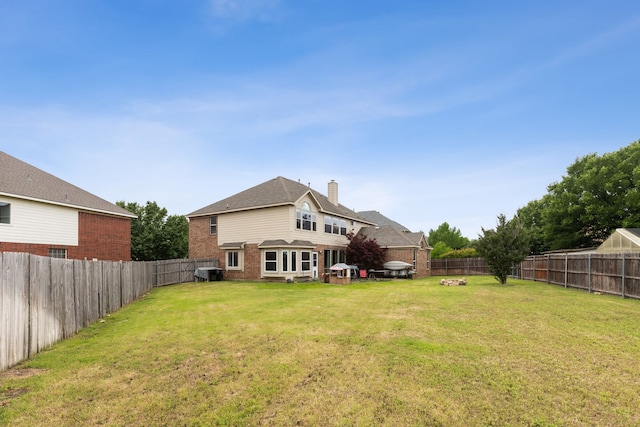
[1,253,218,373]
[521,253,640,299]
[432,253,640,299]
[431,257,490,276]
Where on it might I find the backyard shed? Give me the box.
[597,228,640,254]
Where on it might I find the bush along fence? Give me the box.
[0,252,218,373]
[432,253,640,300]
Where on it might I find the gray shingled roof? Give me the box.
[0,151,136,218]
[357,225,426,248]
[357,210,410,232]
[187,176,375,224]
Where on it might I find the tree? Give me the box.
[345,232,386,270]
[428,222,470,250]
[440,248,479,258]
[475,214,530,284]
[517,198,550,254]
[117,201,189,261]
[430,241,452,259]
[523,140,640,251]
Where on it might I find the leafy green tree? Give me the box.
[476,214,530,285]
[117,201,189,261]
[542,141,640,249]
[428,222,470,250]
[517,198,550,254]
[346,232,386,270]
[440,248,479,258]
[430,241,453,259]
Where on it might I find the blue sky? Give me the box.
[2,0,639,238]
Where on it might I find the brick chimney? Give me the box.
[328,180,338,205]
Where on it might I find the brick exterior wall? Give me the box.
[77,212,131,261]
[189,216,218,259]
[0,212,131,261]
[188,215,432,280]
[384,247,431,278]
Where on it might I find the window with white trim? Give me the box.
[324,215,347,235]
[227,251,239,268]
[0,202,10,224]
[265,251,278,272]
[301,251,311,271]
[296,202,317,231]
[49,248,67,259]
[210,216,217,234]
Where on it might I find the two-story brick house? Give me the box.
[0,151,136,261]
[187,176,431,280]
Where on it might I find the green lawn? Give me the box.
[2,277,640,426]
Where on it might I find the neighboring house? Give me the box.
[357,211,431,277]
[597,228,640,254]
[0,151,136,261]
[187,176,432,281]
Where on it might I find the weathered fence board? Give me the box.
[1,253,218,373]
[1,253,30,374]
[431,257,490,276]
[521,253,640,299]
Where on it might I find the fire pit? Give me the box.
[440,278,467,286]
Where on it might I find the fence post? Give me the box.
[546,255,550,284]
[622,252,626,299]
[532,255,535,281]
[564,253,568,288]
[588,253,592,294]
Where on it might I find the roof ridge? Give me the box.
[0,151,135,218]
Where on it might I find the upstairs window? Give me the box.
[324,215,347,235]
[296,202,317,231]
[210,216,217,234]
[0,202,9,224]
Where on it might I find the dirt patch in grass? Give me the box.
[0,368,47,380]
[0,388,29,406]
[0,368,46,407]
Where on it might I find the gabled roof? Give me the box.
[187,176,375,224]
[624,228,640,239]
[357,210,410,232]
[0,151,136,218]
[597,228,640,253]
[357,225,427,249]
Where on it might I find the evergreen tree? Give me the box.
[476,214,530,284]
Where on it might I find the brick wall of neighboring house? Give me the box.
[78,212,131,261]
[384,247,431,278]
[0,212,131,261]
[415,248,431,278]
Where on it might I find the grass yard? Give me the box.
[1,276,640,426]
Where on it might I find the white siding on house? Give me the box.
[218,206,291,244]
[0,197,78,245]
[217,197,375,247]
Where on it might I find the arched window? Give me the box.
[296,202,317,231]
